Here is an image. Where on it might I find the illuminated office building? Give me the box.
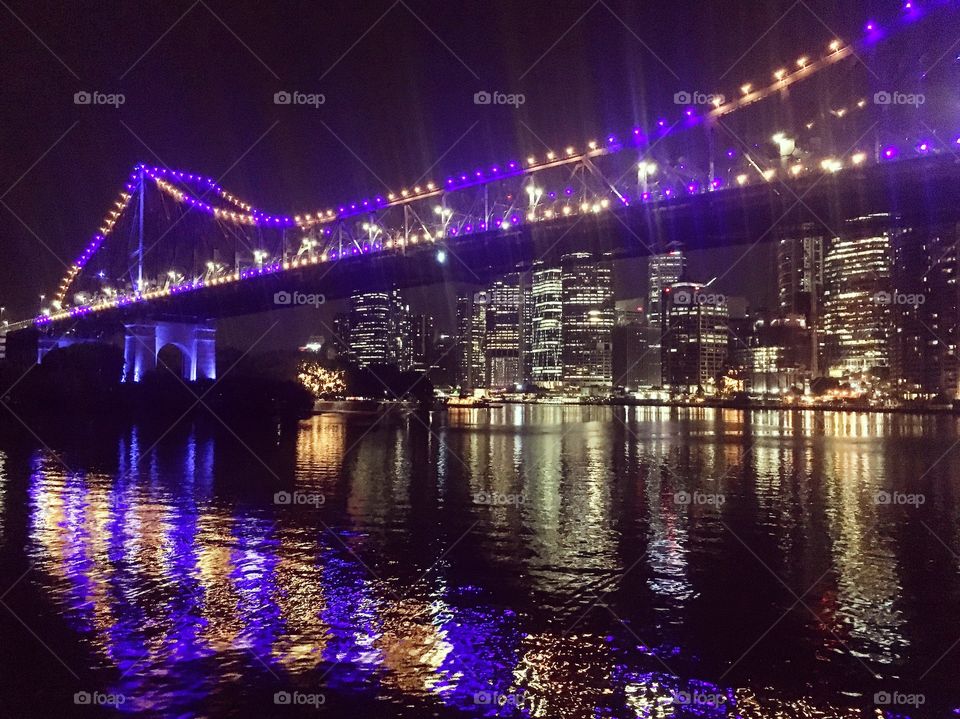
[348,288,412,369]
[777,223,825,319]
[531,263,563,387]
[892,223,959,399]
[821,214,899,377]
[483,274,524,389]
[645,246,686,385]
[661,282,729,394]
[561,253,614,393]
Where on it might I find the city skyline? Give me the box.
[3,2,960,718]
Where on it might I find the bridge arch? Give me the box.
[121,321,216,383]
[157,342,191,378]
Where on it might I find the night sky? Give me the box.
[1,1,958,346]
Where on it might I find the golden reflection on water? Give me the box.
[12,407,960,716]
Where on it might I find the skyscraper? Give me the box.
[531,263,563,388]
[348,290,392,367]
[777,223,825,318]
[561,253,614,394]
[612,299,646,389]
[661,282,729,394]
[410,314,435,373]
[892,223,959,399]
[646,246,687,385]
[456,293,487,390]
[821,214,899,377]
[348,288,411,369]
[483,274,524,389]
[648,247,687,328]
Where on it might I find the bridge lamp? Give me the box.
[762,169,776,181]
[546,151,556,161]
[820,158,842,173]
[562,206,572,216]
[740,83,752,95]
[527,156,536,165]
[790,164,803,176]
[565,146,575,156]
[435,250,447,264]
[851,152,867,165]
[774,69,787,81]
[588,140,598,150]
[796,57,809,69]
[829,40,842,52]
[772,133,795,157]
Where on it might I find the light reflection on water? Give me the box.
[4,406,960,717]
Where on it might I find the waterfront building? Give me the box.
[561,253,614,393]
[456,294,487,390]
[777,223,825,319]
[483,274,524,389]
[749,314,812,395]
[410,314,435,373]
[892,223,960,399]
[531,264,563,388]
[661,282,729,394]
[612,299,646,390]
[821,214,899,378]
[348,288,412,369]
[645,246,686,385]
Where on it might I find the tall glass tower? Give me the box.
[561,253,614,394]
[531,263,563,387]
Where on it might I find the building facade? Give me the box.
[561,253,614,393]
[821,214,899,378]
[348,288,412,369]
[531,264,563,388]
[645,247,687,385]
[661,282,729,394]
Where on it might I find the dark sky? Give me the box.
[1,0,957,345]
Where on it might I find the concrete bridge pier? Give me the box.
[122,320,216,383]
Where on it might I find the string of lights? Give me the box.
[38,1,953,326]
